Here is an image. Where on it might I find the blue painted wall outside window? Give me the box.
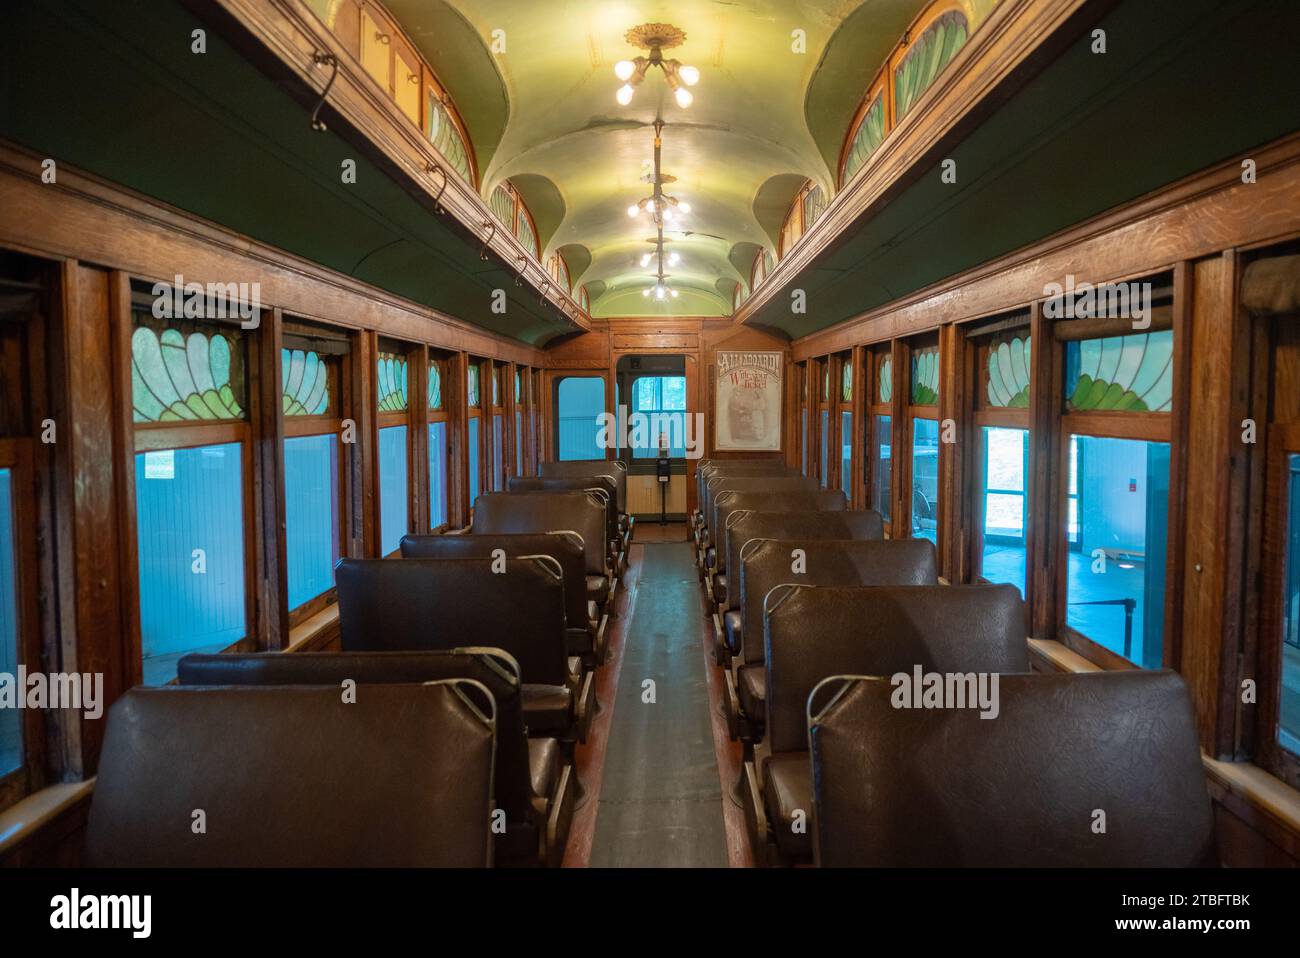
[493,414,504,489]
[429,422,447,528]
[135,443,245,685]
[0,470,21,776]
[284,434,339,610]
[379,426,408,555]
[468,417,480,505]
[1065,436,1169,669]
[557,377,606,460]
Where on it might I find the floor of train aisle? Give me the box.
[581,527,731,867]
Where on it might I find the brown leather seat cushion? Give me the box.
[714,574,727,606]
[473,492,608,580]
[711,490,847,577]
[522,683,574,734]
[808,671,1217,867]
[724,610,743,655]
[528,737,562,799]
[738,664,765,720]
[87,684,494,867]
[586,575,610,606]
[763,751,812,860]
[539,459,627,515]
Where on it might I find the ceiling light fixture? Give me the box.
[613,23,698,109]
[628,120,688,303]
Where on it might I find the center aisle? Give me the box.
[586,537,730,867]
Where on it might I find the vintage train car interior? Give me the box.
[1,0,1298,939]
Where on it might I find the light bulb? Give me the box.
[670,288,679,298]
[642,288,650,297]
[627,204,640,218]
[662,208,674,222]
[655,285,666,300]
[675,87,693,108]
[616,84,634,106]
[668,252,680,266]
[679,65,699,86]
[640,253,652,267]
[677,202,691,214]
[614,60,636,82]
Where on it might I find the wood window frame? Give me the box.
[281,320,352,628]
[901,333,942,546]
[833,349,854,498]
[866,344,897,533]
[1047,273,1182,673]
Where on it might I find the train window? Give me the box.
[974,328,1032,596]
[893,8,969,122]
[819,409,830,488]
[282,342,342,614]
[908,342,940,543]
[1059,321,1173,669]
[514,369,523,475]
[376,349,409,556]
[0,467,19,777]
[869,350,893,526]
[555,376,606,461]
[428,358,448,529]
[131,313,249,684]
[468,360,482,506]
[629,376,687,458]
[1277,455,1300,760]
[838,356,853,495]
[491,364,505,490]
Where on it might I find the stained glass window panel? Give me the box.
[894,10,969,121]
[376,352,409,412]
[427,92,473,185]
[878,355,893,404]
[135,443,245,685]
[282,349,330,416]
[911,347,939,405]
[131,321,245,423]
[1065,331,1173,412]
[468,364,481,408]
[489,186,514,227]
[428,361,442,411]
[841,362,853,403]
[843,94,886,185]
[986,335,1031,408]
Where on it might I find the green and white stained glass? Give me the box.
[911,346,939,405]
[878,355,893,404]
[516,212,538,257]
[841,362,853,403]
[987,335,1031,408]
[282,349,330,416]
[515,370,522,404]
[822,364,831,402]
[376,352,409,412]
[489,186,514,228]
[131,324,244,423]
[894,11,969,121]
[803,186,827,233]
[468,364,481,407]
[843,93,886,185]
[427,93,473,185]
[1066,330,1173,413]
[428,361,442,411]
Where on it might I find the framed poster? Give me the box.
[714,350,783,451]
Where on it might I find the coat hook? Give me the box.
[479,221,496,260]
[539,280,551,305]
[427,162,448,214]
[309,52,340,133]
[514,254,527,286]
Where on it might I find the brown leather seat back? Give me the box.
[86,682,494,867]
[705,475,814,537]
[472,492,607,576]
[713,490,847,574]
[540,459,627,514]
[726,510,885,610]
[336,556,569,685]
[765,583,1028,753]
[401,532,588,634]
[697,460,793,511]
[808,671,1217,867]
[177,649,533,826]
[739,538,936,664]
[509,476,618,549]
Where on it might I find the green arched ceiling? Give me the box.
[384,0,937,318]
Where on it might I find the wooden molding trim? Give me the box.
[202,0,589,331]
[790,133,1300,359]
[0,143,545,367]
[0,780,95,859]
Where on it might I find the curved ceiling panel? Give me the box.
[381,0,885,318]
[509,172,567,251]
[752,172,812,248]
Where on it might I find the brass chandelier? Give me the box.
[614,23,699,109]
